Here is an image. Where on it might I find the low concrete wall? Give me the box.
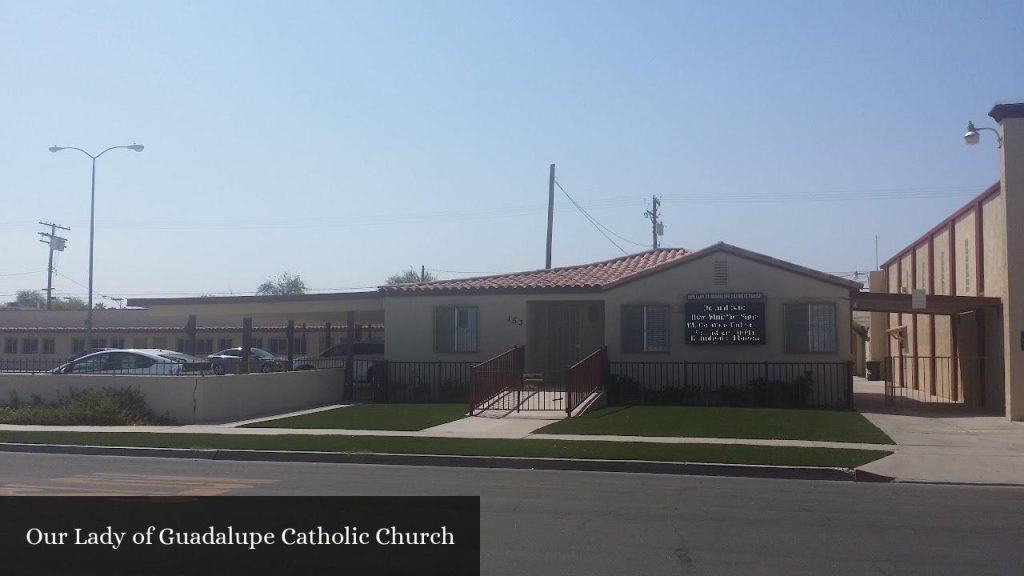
[0,369,345,424]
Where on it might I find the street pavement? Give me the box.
[1,452,1022,575]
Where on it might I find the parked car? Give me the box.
[207,347,282,375]
[68,347,117,361]
[51,349,201,375]
[292,342,384,381]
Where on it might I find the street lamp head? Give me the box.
[48,146,64,153]
[127,143,144,152]
[964,122,981,146]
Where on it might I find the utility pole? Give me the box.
[421,265,426,282]
[643,196,662,250]
[545,164,555,269]
[38,221,70,310]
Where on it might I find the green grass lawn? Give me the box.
[0,431,891,468]
[243,404,469,431]
[539,406,895,445]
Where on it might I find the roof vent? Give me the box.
[713,259,728,286]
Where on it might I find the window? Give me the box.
[195,339,214,354]
[621,305,669,353]
[433,306,478,353]
[292,337,307,355]
[218,338,233,351]
[268,337,288,355]
[152,337,168,350]
[42,338,55,355]
[133,337,148,349]
[4,339,17,354]
[176,338,188,353]
[89,338,107,349]
[784,303,837,353]
[21,338,39,354]
[71,338,86,354]
[110,338,125,349]
[251,338,263,350]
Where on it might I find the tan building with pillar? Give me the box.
[866,102,1024,420]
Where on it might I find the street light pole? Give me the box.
[49,143,144,350]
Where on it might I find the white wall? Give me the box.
[0,369,344,424]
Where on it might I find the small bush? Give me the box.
[0,388,172,426]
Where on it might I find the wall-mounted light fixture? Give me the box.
[964,121,1003,148]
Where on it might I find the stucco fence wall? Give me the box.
[0,369,345,424]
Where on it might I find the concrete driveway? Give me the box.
[855,378,1024,484]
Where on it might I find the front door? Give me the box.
[546,305,581,386]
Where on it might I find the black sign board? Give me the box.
[685,298,766,345]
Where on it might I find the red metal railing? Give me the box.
[565,346,608,416]
[468,346,524,415]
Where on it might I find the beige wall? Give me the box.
[0,369,344,424]
[871,174,1014,415]
[604,251,852,363]
[384,250,854,369]
[999,116,1024,419]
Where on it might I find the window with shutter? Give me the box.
[622,305,669,353]
[434,306,478,352]
[784,303,836,353]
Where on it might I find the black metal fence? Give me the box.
[344,360,476,404]
[608,361,853,410]
[883,355,994,409]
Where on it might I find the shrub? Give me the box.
[0,388,172,426]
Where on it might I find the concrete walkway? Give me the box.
[853,378,1024,485]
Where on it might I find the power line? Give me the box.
[554,179,649,254]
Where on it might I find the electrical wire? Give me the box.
[554,180,631,254]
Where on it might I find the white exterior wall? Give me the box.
[0,369,344,424]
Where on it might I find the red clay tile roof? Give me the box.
[381,248,693,294]
[382,243,862,295]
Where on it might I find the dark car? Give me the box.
[207,347,282,375]
[292,342,384,380]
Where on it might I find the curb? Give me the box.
[0,442,893,483]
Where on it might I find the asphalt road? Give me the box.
[1,452,1023,575]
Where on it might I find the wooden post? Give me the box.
[241,318,252,374]
[286,320,295,371]
[185,315,197,356]
[546,163,555,269]
[345,311,355,385]
[325,322,332,349]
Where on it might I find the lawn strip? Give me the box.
[540,406,895,445]
[244,404,468,431]
[0,431,890,468]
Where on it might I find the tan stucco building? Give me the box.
[867,102,1024,420]
[380,243,861,377]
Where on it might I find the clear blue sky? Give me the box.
[1,0,1021,303]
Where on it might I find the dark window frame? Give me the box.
[783,302,838,354]
[433,305,479,353]
[621,304,671,354]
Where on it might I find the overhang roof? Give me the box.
[127,290,380,308]
[852,291,1001,315]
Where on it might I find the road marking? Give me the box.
[0,473,278,496]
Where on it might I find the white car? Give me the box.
[292,342,384,381]
[51,349,202,375]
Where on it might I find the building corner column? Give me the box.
[991,105,1024,420]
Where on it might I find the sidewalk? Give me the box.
[2,381,1023,485]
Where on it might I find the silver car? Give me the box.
[51,349,200,375]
